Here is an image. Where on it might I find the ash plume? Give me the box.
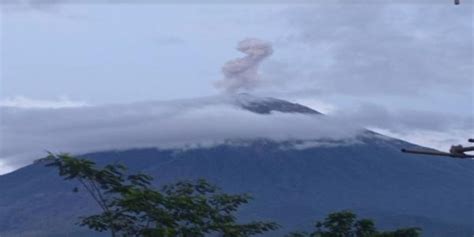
[216,38,273,93]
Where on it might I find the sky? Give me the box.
[0,0,473,174]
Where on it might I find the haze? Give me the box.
[1,1,472,174]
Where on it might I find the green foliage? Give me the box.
[376,228,422,237]
[42,153,278,237]
[287,210,421,237]
[314,210,358,236]
[353,219,377,237]
[42,153,421,237]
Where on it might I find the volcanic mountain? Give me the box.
[0,94,472,237]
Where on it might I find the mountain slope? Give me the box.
[232,93,322,115]
[0,95,472,237]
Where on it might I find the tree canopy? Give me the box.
[43,153,278,237]
[42,153,421,237]
[286,210,421,237]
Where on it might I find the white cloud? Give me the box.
[335,102,473,132]
[0,160,16,175]
[290,139,363,150]
[290,98,336,114]
[371,128,473,152]
[0,95,363,175]
[333,102,474,151]
[0,96,89,109]
[1,94,470,175]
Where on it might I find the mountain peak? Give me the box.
[231,93,322,115]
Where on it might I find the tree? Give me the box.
[376,228,422,237]
[42,153,422,237]
[287,210,421,237]
[42,153,278,237]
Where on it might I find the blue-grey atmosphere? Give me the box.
[0,2,473,237]
[1,1,472,173]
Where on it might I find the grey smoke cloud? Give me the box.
[0,96,362,174]
[216,38,273,93]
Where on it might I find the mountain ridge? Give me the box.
[231,93,322,115]
[0,95,472,236]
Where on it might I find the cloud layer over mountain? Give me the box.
[1,2,471,174]
[0,96,363,174]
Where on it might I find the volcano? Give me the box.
[0,94,472,237]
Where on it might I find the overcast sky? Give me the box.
[0,1,473,173]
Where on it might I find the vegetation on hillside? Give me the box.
[43,153,421,237]
[286,210,421,237]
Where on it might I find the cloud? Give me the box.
[215,38,273,93]
[256,3,473,150]
[0,95,363,174]
[335,103,473,132]
[1,94,470,175]
[1,0,62,12]
[371,128,472,152]
[0,96,88,109]
[333,102,474,150]
[278,3,472,96]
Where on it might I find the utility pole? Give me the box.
[401,139,474,159]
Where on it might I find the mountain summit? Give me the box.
[0,96,472,237]
[231,93,321,115]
